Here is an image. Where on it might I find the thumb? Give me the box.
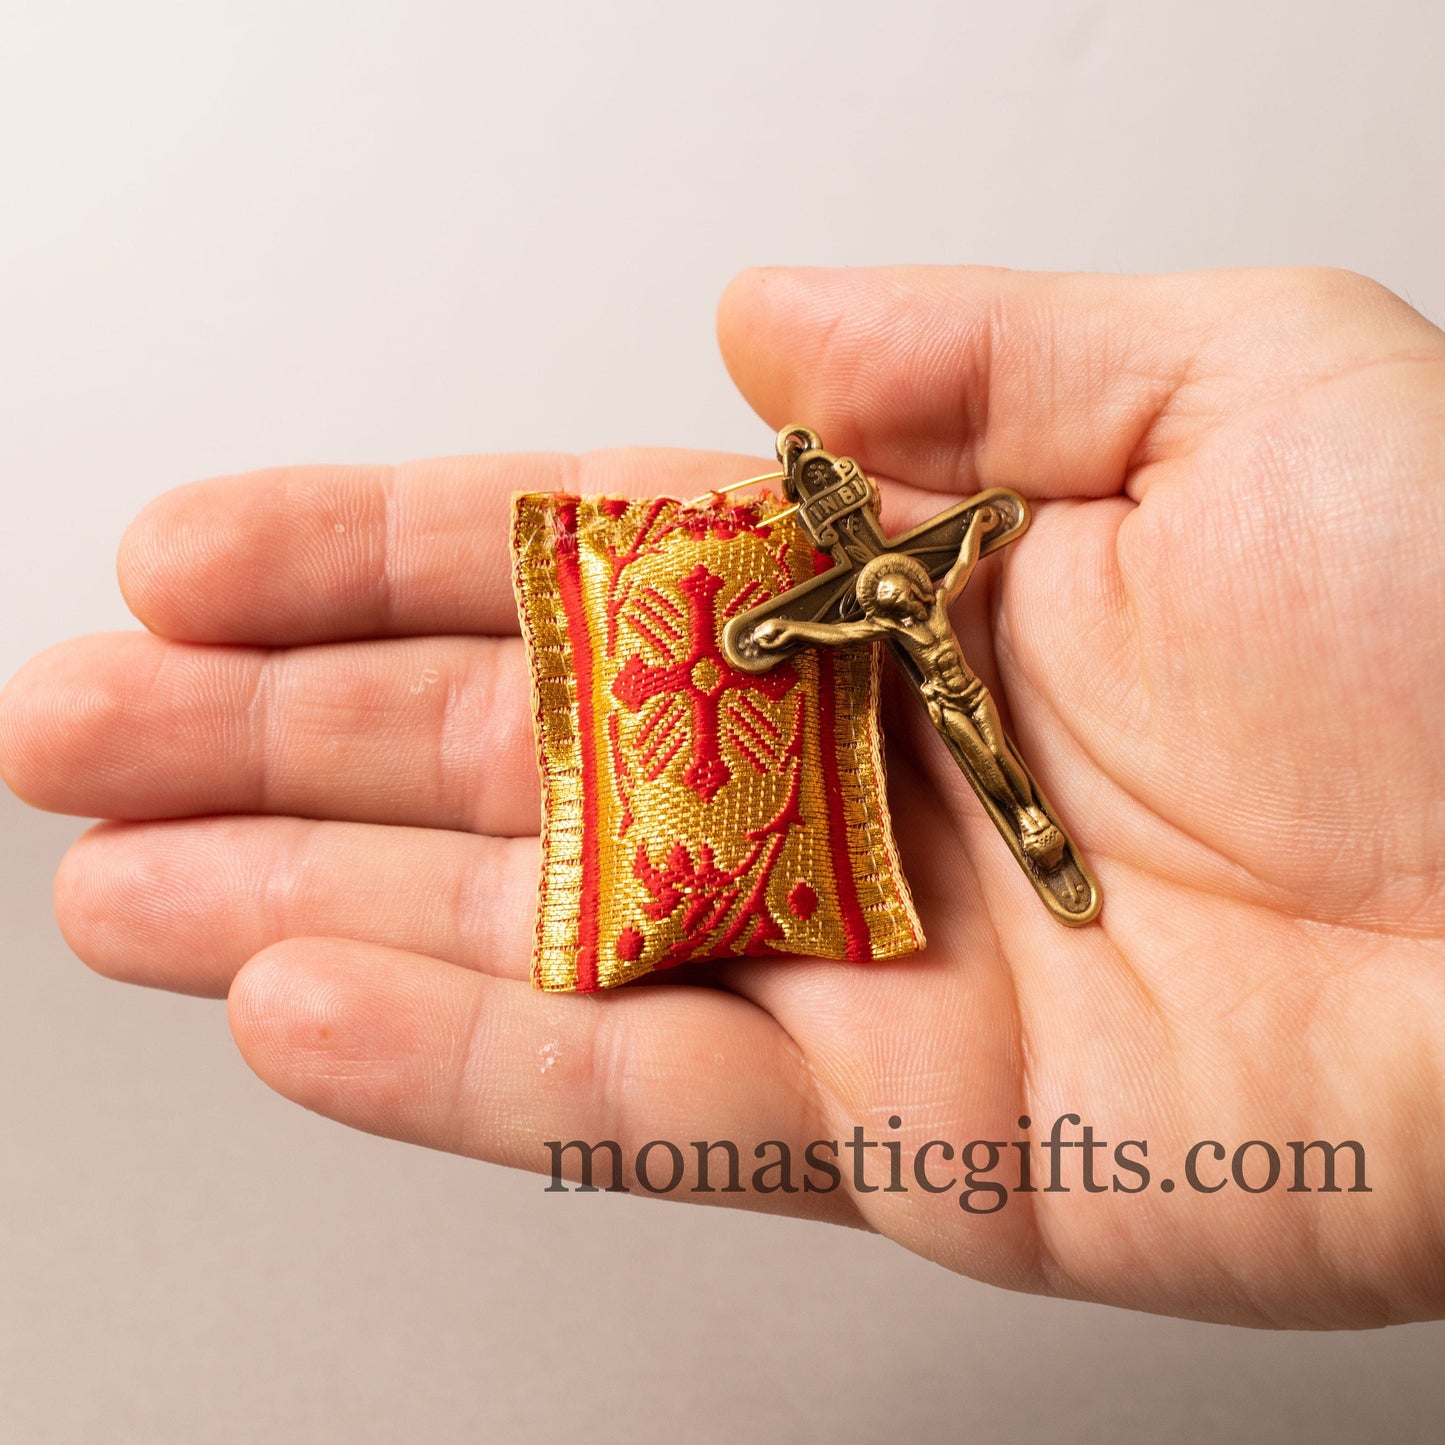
[715,264,1419,501]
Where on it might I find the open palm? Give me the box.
[4,266,1443,1328]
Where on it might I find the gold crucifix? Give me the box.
[721,426,1100,925]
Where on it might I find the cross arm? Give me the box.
[721,561,861,672]
[886,486,1030,577]
[721,486,1030,673]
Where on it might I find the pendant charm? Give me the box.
[722,426,1100,926]
[511,487,923,991]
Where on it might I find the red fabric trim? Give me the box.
[553,501,601,992]
[814,648,871,961]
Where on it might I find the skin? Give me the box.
[2,265,1444,1328]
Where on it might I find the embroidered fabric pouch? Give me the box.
[510,491,922,991]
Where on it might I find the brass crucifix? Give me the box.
[721,426,1100,925]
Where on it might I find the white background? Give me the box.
[2,2,1443,1440]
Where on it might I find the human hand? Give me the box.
[749,618,795,650]
[3,266,1443,1328]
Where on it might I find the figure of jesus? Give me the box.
[749,507,1065,865]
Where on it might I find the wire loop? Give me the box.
[682,469,786,507]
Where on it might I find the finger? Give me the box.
[715,264,1433,500]
[227,937,854,1220]
[0,630,539,833]
[119,448,770,646]
[56,816,540,997]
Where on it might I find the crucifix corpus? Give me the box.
[721,425,1100,926]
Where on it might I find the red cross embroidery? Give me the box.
[611,563,798,801]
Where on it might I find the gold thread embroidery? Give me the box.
[511,492,922,990]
